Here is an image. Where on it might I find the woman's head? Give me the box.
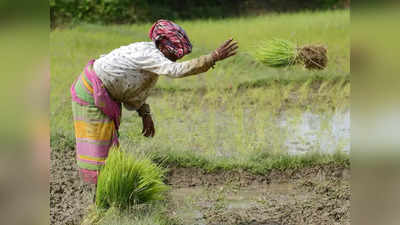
[149,20,192,61]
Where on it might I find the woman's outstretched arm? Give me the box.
[143,38,238,78]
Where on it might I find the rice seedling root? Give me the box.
[297,45,328,70]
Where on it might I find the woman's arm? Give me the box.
[137,103,155,137]
[142,54,215,78]
[143,38,238,78]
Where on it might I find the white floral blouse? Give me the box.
[93,42,215,110]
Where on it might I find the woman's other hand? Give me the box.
[141,114,155,137]
[212,38,239,62]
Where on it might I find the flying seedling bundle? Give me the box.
[255,39,328,70]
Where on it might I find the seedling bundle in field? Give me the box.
[96,149,168,209]
[255,39,328,70]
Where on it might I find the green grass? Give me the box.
[50,9,350,172]
[121,76,349,169]
[96,149,169,209]
[255,39,298,67]
[119,83,349,174]
[82,204,179,225]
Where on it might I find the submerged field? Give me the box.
[50,10,350,225]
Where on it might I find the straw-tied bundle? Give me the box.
[255,39,328,70]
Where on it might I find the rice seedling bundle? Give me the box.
[255,39,328,70]
[96,149,169,209]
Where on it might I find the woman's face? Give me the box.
[156,41,178,62]
[160,47,178,62]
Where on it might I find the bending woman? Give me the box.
[71,19,238,184]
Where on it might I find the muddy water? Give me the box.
[171,183,299,225]
[167,166,350,225]
[280,109,350,155]
[212,108,350,156]
[51,109,350,225]
[50,140,350,225]
[121,104,350,157]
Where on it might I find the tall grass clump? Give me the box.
[255,39,298,67]
[255,39,328,70]
[96,149,169,209]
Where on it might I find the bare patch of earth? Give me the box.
[50,146,94,225]
[167,166,350,225]
[50,145,349,225]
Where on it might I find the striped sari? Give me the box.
[70,60,121,184]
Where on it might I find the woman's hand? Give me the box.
[212,38,239,62]
[137,104,154,137]
[141,114,155,137]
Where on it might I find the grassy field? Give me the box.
[51,10,350,225]
[51,9,349,171]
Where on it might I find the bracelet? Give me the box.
[213,50,219,61]
[211,51,218,69]
[139,111,152,117]
[137,104,151,117]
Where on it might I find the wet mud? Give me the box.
[167,165,350,225]
[50,146,350,225]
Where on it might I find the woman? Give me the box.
[71,19,238,185]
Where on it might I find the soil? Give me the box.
[298,45,328,70]
[50,146,350,225]
[50,146,95,225]
[167,165,350,225]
